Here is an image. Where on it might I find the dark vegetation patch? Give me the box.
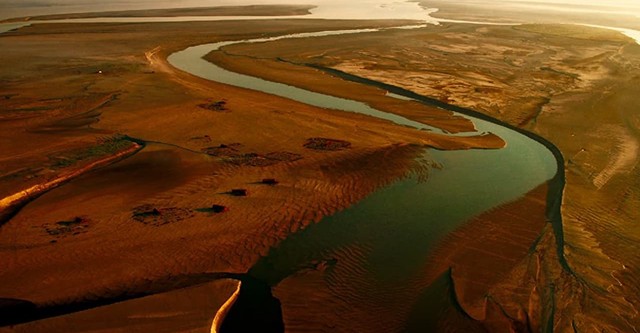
[303,137,351,151]
[198,100,228,112]
[132,204,194,226]
[49,135,133,169]
[261,178,279,185]
[227,152,302,167]
[38,216,91,241]
[0,167,44,182]
[264,151,303,162]
[196,204,229,213]
[229,189,248,197]
[227,153,279,167]
[202,143,302,167]
[188,134,213,145]
[202,143,243,157]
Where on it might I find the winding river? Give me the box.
[1,1,638,329]
[168,27,559,331]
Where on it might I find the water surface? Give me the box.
[168,27,557,330]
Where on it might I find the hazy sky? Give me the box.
[0,0,436,21]
[438,0,640,17]
[1,0,639,21]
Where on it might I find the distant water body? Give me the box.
[2,0,639,22]
[2,0,639,43]
[0,0,434,21]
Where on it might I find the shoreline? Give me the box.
[191,21,639,331]
[167,28,506,150]
[184,28,563,331]
[0,19,468,331]
[211,281,242,333]
[232,20,640,331]
[306,64,569,270]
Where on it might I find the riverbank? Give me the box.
[0,17,507,331]
[1,278,240,333]
[211,21,640,331]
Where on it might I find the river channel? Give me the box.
[167,27,558,331]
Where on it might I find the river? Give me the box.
[0,1,586,330]
[2,1,640,43]
[167,26,558,331]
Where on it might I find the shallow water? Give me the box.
[2,0,639,44]
[167,26,557,330]
[168,27,558,209]
[0,2,568,328]
[3,0,639,22]
[0,0,436,22]
[168,29,455,135]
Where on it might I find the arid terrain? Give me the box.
[1,4,639,333]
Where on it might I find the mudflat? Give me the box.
[214,22,640,331]
[0,11,507,332]
[0,5,316,23]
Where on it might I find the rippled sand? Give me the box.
[212,22,640,331]
[0,17,505,330]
